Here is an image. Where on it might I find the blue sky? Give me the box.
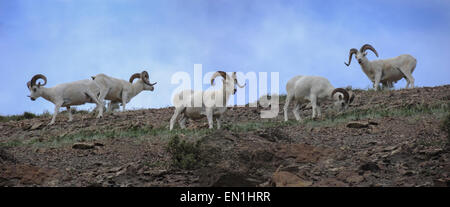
[1,0,449,115]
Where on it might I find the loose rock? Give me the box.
[347,121,369,128]
[72,142,95,150]
[272,171,312,187]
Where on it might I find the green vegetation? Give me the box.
[166,135,203,170]
[1,94,448,149]
[229,101,449,131]
[0,139,23,147]
[33,126,159,148]
[0,112,37,122]
[0,124,214,148]
[303,101,448,128]
[442,113,450,141]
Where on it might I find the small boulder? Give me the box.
[346,121,369,128]
[346,175,364,183]
[72,142,95,150]
[30,122,43,130]
[272,171,312,187]
[360,162,380,172]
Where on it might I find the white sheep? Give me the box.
[169,71,245,130]
[27,74,104,125]
[345,44,417,90]
[91,71,156,112]
[283,75,355,122]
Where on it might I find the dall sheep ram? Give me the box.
[91,71,156,112]
[284,75,354,122]
[27,74,104,125]
[345,44,417,90]
[169,71,245,130]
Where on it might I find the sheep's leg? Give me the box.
[381,82,390,91]
[178,114,186,129]
[96,88,109,113]
[106,101,113,112]
[283,95,293,122]
[316,102,321,118]
[86,91,103,118]
[399,68,415,89]
[122,100,127,111]
[216,114,222,129]
[311,95,318,119]
[170,107,183,130]
[122,102,126,111]
[49,103,62,125]
[121,92,128,111]
[374,72,382,91]
[206,108,214,129]
[108,101,120,113]
[66,106,73,122]
[293,101,302,121]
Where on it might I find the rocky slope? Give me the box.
[1,85,449,187]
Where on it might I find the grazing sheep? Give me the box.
[91,71,157,112]
[345,44,417,90]
[169,71,245,130]
[283,75,354,122]
[27,74,103,125]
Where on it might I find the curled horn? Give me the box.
[141,71,150,85]
[129,73,141,83]
[30,74,47,87]
[210,71,228,85]
[331,88,350,103]
[345,48,358,66]
[233,72,246,88]
[27,81,31,89]
[360,44,379,57]
[141,70,157,86]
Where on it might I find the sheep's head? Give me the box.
[27,74,47,101]
[129,70,157,91]
[211,71,246,95]
[331,88,355,111]
[345,44,379,66]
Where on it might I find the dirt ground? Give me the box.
[1,85,449,187]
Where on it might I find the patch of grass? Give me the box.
[4,100,447,148]
[39,126,157,148]
[40,110,51,117]
[442,113,450,142]
[230,101,449,131]
[0,139,23,147]
[23,112,37,119]
[416,139,446,148]
[22,124,214,148]
[166,135,203,170]
[226,119,296,133]
[143,160,167,168]
[0,112,37,122]
[302,101,448,128]
[71,108,90,115]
